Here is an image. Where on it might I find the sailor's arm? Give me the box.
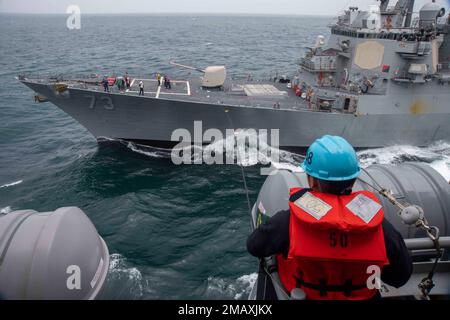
[381,219,414,288]
[247,210,290,258]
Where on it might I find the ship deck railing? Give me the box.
[330,25,444,41]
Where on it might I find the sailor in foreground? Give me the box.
[247,136,413,300]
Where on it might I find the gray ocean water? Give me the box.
[0,14,449,300]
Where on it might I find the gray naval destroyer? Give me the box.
[19,0,450,149]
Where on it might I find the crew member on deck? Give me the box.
[102,77,109,92]
[164,75,171,89]
[139,81,144,96]
[247,135,413,300]
[156,73,162,87]
[125,72,131,89]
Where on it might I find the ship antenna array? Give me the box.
[357,167,442,300]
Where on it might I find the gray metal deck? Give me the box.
[51,76,316,112]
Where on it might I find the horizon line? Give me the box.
[0,11,335,18]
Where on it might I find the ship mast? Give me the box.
[379,0,390,12]
[404,0,415,28]
[378,0,416,28]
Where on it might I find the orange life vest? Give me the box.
[277,188,389,300]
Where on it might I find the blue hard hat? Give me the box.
[301,135,360,181]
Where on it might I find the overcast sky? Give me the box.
[0,0,447,15]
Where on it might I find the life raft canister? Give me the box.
[277,188,389,300]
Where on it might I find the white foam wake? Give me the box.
[107,253,145,298]
[430,160,450,182]
[0,180,23,189]
[122,132,450,180]
[126,142,170,159]
[201,129,303,172]
[206,273,258,300]
[1,206,12,214]
[357,141,450,181]
[358,145,443,167]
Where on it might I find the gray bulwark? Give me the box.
[0,207,109,300]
